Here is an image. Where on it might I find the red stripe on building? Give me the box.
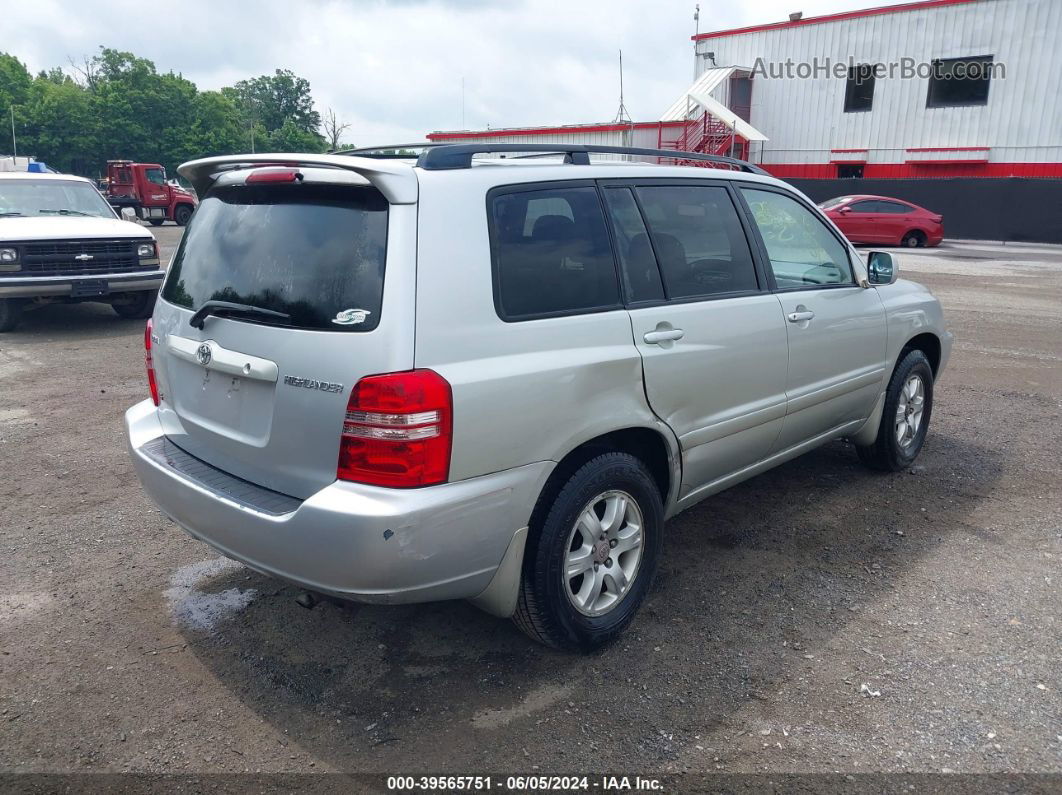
[428,121,687,141]
[762,162,1062,179]
[692,0,978,41]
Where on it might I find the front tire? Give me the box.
[856,349,934,471]
[514,452,663,651]
[174,205,193,226]
[0,298,24,332]
[112,291,157,319]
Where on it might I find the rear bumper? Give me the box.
[0,269,164,298]
[125,400,551,605]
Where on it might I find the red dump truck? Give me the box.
[105,160,197,226]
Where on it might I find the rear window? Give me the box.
[488,186,621,320]
[162,183,388,331]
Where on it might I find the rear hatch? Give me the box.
[151,171,415,499]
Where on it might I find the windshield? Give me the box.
[818,196,853,210]
[162,182,388,332]
[0,179,116,218]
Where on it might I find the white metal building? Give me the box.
[690,0,1062,178]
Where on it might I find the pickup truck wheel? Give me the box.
[857,349,934,471]
[0,298,24,332]
[514,452,662,652]
[112,291,157,320]
[174,205,193,226]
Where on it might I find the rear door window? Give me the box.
[162,183,388,331]
[633,185,759,299]
[489,186,621,320]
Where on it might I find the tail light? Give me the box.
[145,319,160,406]
[338,370,452,488]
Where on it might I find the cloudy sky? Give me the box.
[7,0,910,146]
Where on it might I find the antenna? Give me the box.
[693,4,701,80]
[461,77,466,129]
[10,107,16,158]
[613,50,632,125]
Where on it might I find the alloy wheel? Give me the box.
[562,490,644,617]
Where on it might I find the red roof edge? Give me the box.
[427,121,687,141]
[692,0,978,41]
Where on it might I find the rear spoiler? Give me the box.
[176,153,418,204]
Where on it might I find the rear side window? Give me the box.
[877,201,914,214]
[634,185,759,299]
[162,183,388,331]
[489,186,621,320]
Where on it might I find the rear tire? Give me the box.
[902,230,925,248]
[112,291,157,320]
[149,219,164,227]
[856,349,934,472]
[174,205,193,226]
[0,298,23,332]
[514,452,663,652]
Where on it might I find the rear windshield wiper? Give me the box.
[38,208,93,216]
[189,300,291,330]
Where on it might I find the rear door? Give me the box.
[151,176,413,498]
[603,181,788,496]
[875,199,916,243]
[738,186,886,452]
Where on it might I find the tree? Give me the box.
[322,108,350,151]
[0,48,331,173]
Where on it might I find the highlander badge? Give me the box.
[196,342,212,366]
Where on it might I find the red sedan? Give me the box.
[819,195,944,248]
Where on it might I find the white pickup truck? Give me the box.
[0,171,163,332]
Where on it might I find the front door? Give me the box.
[601,183,788,497]
[738,186,887,452]
[838,199,882,243]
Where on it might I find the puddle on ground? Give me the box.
[164,557,257,632]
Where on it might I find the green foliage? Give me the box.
[1,47,328,179]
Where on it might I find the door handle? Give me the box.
[787,310,815,323]
[643,328,685,344]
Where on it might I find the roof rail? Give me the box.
[332,143,442,158]
[414,143,771,175]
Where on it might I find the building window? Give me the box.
[836,164,864,179]
[926,55,994,108]
[843,64,876,112]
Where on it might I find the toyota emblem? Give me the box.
[196,342,212,367]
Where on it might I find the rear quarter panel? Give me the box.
[411,168,670,487]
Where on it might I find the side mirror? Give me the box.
[120,207,138,222]
[838,206,852,215]
[867,251,898,285]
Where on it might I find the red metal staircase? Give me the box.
[658,111,748,164]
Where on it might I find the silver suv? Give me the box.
[126,145,951,651]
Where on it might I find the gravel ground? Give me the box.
[0,230,1059,776]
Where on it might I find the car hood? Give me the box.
[0,216,154,242]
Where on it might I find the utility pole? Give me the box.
[461,77,466,129]
[10,107,16,158]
